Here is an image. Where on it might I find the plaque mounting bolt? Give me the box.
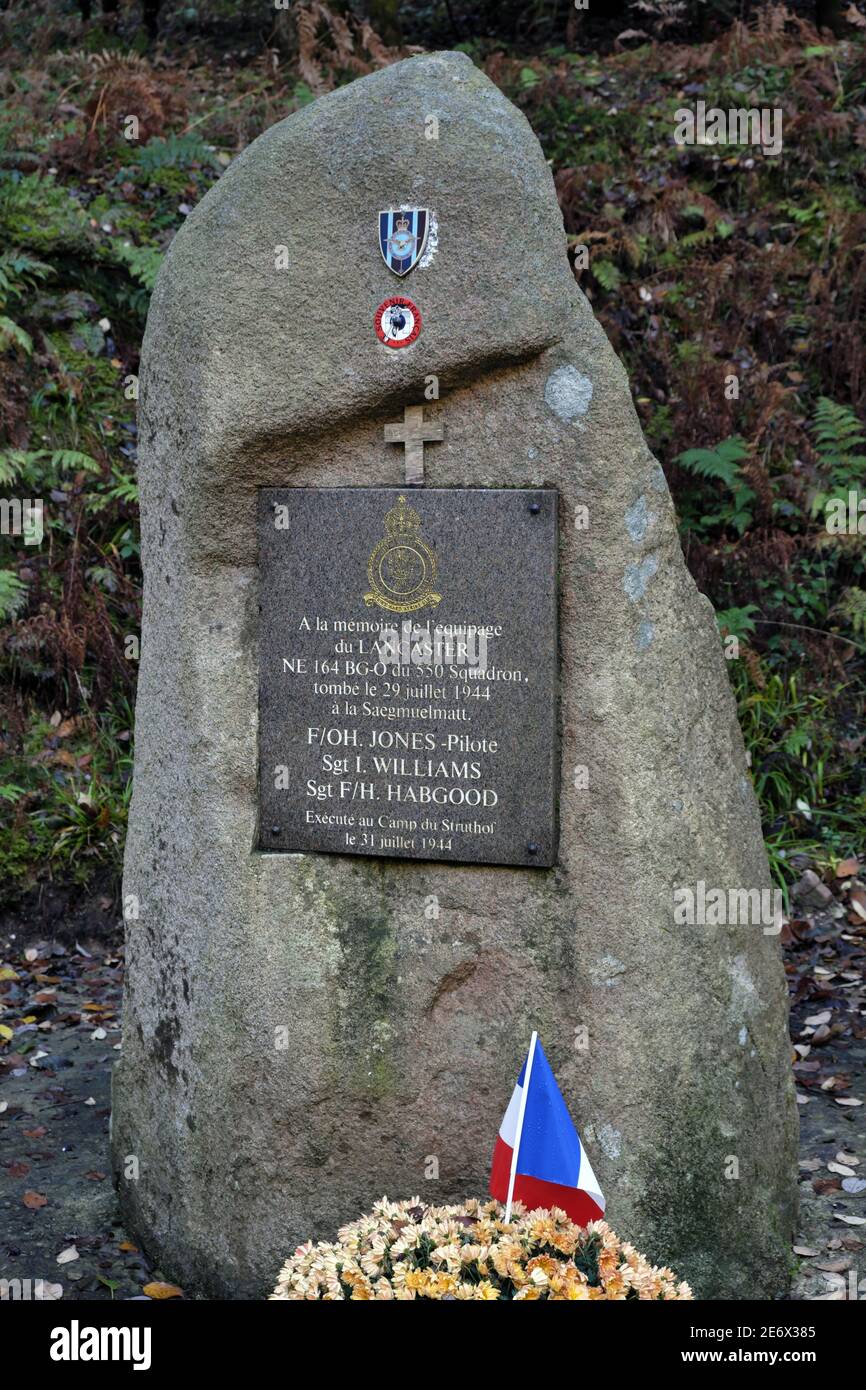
[270,826,281,835]
[527,842,539,855]
[528,500,541,514]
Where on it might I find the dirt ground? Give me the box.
[0,932,161,1300]
[1,867,864,1302]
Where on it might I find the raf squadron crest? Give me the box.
[364,494,441,614]
[379,208,429,277]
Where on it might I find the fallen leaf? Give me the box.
[23,1190,48,1209]
[56,1245,79,1264]
[813,1177,842,1194]
[805,1010,832,1027]
[829,1161,857,1176]
[835,857,860,877]
[799,1158,822,1171]
[84,1171,106,1182]
[0,1025,14,1042]
[22,1126,46,1138]
[836,1097,863,1107]
[837,1151,860,1166]
[6,1160,29,1177]
[813,1258,852,1272]
[842,1178,866,1194]
[142,1281,183,1299]
[118,1240,139,1252]
[834,1214,866,1226]
[36,1282,64,1300]
[793,1244,819,1256]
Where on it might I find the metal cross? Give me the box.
[383,404,444,487]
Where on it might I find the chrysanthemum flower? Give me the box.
[269,1199,694,1301]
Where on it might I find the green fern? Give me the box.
[0,569,27,621]
[0,449,44,486]
[677,435,751,484]
[715,603,760,640]
[677,436,756,536]
[835,586,866,638]
[50,449,101,473]
[0,253,52,357]
[0,448,99,491]
[813,397,866,466]
[0,316,32,354]
[593,258,622,291]
[132,134,219,173]
[0,252,52,297]
[112,242,163,292]
[810,398,866,518]
[106,471,138,504]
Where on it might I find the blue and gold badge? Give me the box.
[379,208,429,277]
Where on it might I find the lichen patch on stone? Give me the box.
[623,554,658,602]
[625,495,656,544]
[590,954,627,988]
[544,365,593,421]
[597,1124,622,1160]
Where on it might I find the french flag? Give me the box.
[489,1032,605,1225]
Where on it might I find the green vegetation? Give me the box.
[0,2,864,905]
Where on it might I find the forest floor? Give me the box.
[2,862,864,1302]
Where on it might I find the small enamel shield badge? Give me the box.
[379,208,429,277]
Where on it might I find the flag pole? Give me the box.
[504,1030,537,1224]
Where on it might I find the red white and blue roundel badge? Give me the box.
[375,295,421,349]
[379,208,429,277]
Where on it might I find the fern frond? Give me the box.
[677,436,751,484]
[0,570,27,622]
[813,398,866,463]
